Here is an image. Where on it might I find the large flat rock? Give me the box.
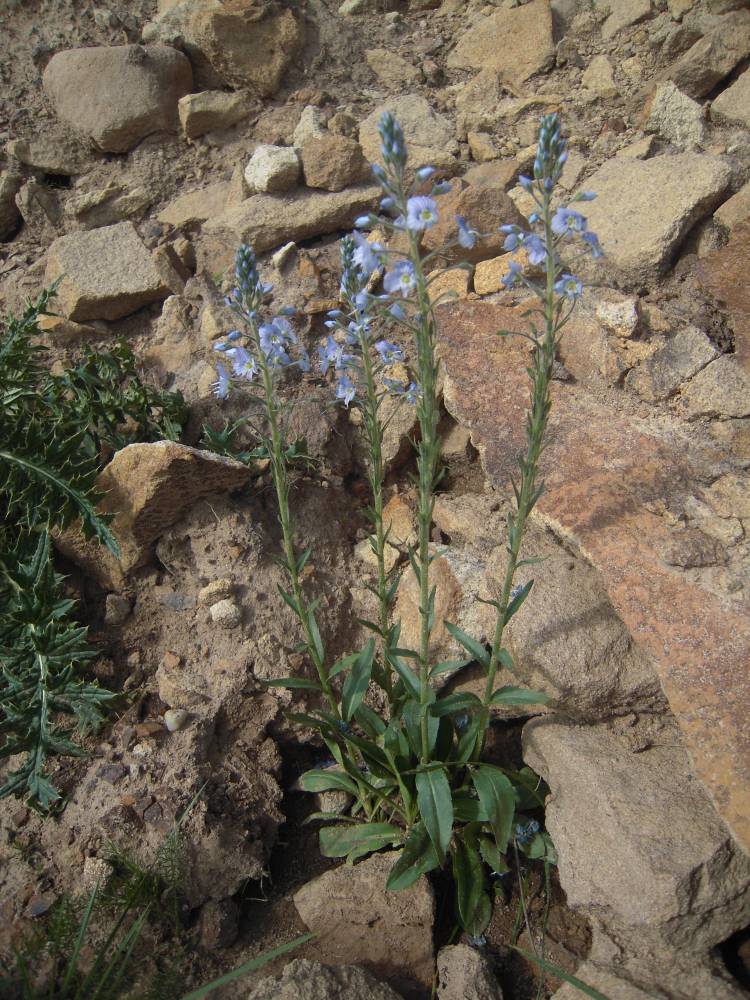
[579,154,731,287]
[358,95,459,174]
[45,221,170,321]
[437,300,750,852]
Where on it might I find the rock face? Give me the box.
[437,300,750,852]
[645,82,705,149]
[44,222,170,321]
[247,961,405,1000]
[663,8,750,98]
[359,96,459,173]
[145,0,304,96]
[579,155,731,286]
[178,89,252,138]
[55,442,250,588]
[436,944,503,1000]
[711,67,750,129]
[43,45,193,153]
[198,184,380,272]
[599,0,651,39]
[697,220,750,371]
[7,131,93,175]
[293,852,435,991]
[446,0,554,87]
[157,181,231,229]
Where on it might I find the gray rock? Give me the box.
[64,183,152,231]
[293,852,435,990]
[199,898,239,949]
[366,48,420,88]
[0,171,22,240]
[359,95,458,173]
[244,145,300,194]
[178,89,252,139]
[7,131,92,175]
[599,0,652,39]
[104,594,132,626]
[43,45,192,153]
[582,54,619,98]
[646,82,705,149]
[663,9,750,98]
[45,221,170,322]
[247,960,404,1000]
[625,325,718,401]
[711,66,750,129]
[293,105,327,148]
[436,944,503,999]
[209,598,241,627]
[578,154,731,286]
[679,355,750,418]
[157,181,231,229]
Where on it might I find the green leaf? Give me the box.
[430,658,472,678]
[276,585,300,615]
[264,677,322,691]
[354,703,386,738]
[298,769,359,795]
[387,653,421,699]
[415,767,453,864]
[504,580,533,624]
[430,692,482,717]
[489,686,550,706]
[510,949,612,1000]
[297,547,312,574]
[452,836,486,935]
[342,639,375,721]
[478,836,508,875]
[452,790,488,824]
[471,765,517,854]
[319,823,401,859]
[307,612,325,664]
[386,823,441,891]
[444,622,489,668]
[329,653,359,678]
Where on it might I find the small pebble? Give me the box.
[198,578,234,606]
[164,709,190,732]
[209,598,242,627]
[104,593,131,626]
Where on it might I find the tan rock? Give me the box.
[7,130,92,175]
[467,132,499,163]
[427,266,471,305]
[599,0,651,39]
[663,9,750,99]
[436,944,503,1000]
[293,852,435,989]
[365,48,420,89]
[581,54,619,98]
[473,251,528,295]
[43,45,192,153]
[178,89,252,138]
[625,326,718,402]
[437,299,750,851]
[247,960,405,1000]
[679,355,750,420]
[463,159,520,191]
[45,221,170,321]
[446,0,554,87]
[38,314,100,342]
[64,183,152,230]
[158,181,231,229]
[382,494,416,548]
[359,95,459,174]
[714,181,750,233]
[421,179,525,264]
[301,134,367,192]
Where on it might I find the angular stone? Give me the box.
[64,183,152,231]
[679,355,750,419]
[178,89,252,138]
[43,45,192,153]
[711,66,750,129]
[474,251,528,295]
[301,134,367,192]
[714,181,750,233]
[359,96,459,173]
[366,48,420,89]
[446,0,555,87]
[582,54,618,98]
[523,720,750,948]
[663,9,750,98]
[293,852,435,990]
[7,131,92,175]
[247,960,405,1000]
[625,326,718,401]
[467,133,499,163]
[463,159,520,191]
[45,221,170,321]
[645,82,705,149]
[244,144,300,194]
[697,221,750,371]
[578,155,731,286]
[421,179,525,264]
[0,171,21,240]
[293,105,327,147]
[157,181,231,229]
[599,0,651,39]
[427,267,471,306]
[436,944,503,1000]
[436,300,750,850]
[55,442,250,589]
[199,185,380,272]
[145,0,304,96]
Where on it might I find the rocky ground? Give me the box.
[1,0,750,997]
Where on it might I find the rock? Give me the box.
[158,181,231,229]
[6,131,92,175]
[359,96,459,173]
[145,0,304,96]
[301,134,367,192]
[199,898,239,949]
[616,135,657,159]
[293,852,435,991]
[663,9,750,98]
[679,355,750,419]
[0,171,22,240]
[420,179,525,264]
[247,960,405,1000]
[209,598,242,627]
[714,181,750,233]
[45,222,171,322]
[54,442,250,588]
[463,159,520,191]
[178,89,252,138]
[599,0,652,39]
[293,105,327,147]
[711,66,750,129]
[625,326,718,401]
[645,81,705,148]
[436,300,750,850]
[467,132,499,163]
[697,221,750,370]
[446,0,555,88]
[355,537,399,574]
[104,593,132,626]
[64,184,152,231]
[436,944,503,1000]
[523,719,750,954]
[427,267,471,306]
[366,48,420,88]
[578,155,731,286]
[43,45,192,153]
[164,708,190,732]
[474,251,527,295]
[199,185,380,272]
[593,291,640,337]
[244,144,300,194]
[82,856,114,893]
[659,526,726,568]
[198,578,234,605]
[15,178,63,238]
[552,960,735,1000]
[581,54,618,98]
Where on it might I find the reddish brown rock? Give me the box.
[437,299,750,852]
[697,220,750,373]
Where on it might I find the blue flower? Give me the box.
[336,375,356,408]
[351,230,384,277]
[456,215,479,249]
[582,231,604,258]
[319,335,354,374]
[380,196,395,212]
[385,378,419,404]
[519,174,533,191]
[554,273,583,301]
[522,233,547,265]
[551,207,587,239]
[503,231,522,253]
[431,180,452,196]
[389,302,407,322]
[501,259,523,290]
[416,166,436,182]
[375,340,404,365]
[297,349,311,374]
[378,112,407,168]
[212,363,231,399]
[405,196,439,231]
[384,260,417,297]
[226,330,242,342]
[576,191,597,202]
[515,819,540,846]
[231,346,258,381]
[355,214,372,229]
[259,318,295,366]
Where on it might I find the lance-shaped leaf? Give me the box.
[319,822,401,858]
[471,765,516,854]
[415,767,453,864]
[298,769,360,795]
[342,638,375,721]
[386,822,441,892]
[489,686,550,706]
[444,622,490,668]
